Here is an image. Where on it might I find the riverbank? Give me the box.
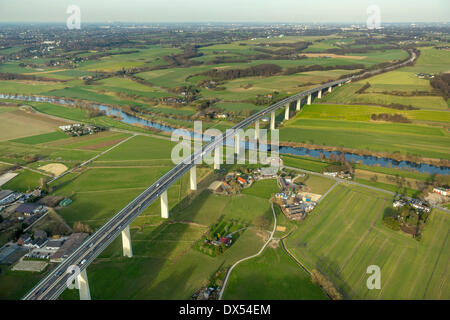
[280,141,450,171]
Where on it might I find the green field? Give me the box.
[223,246,328,300]
[11,131,68,145]
[281,103,450,160]
[59,175,284,299]
[1,169,46,192]
[321,47,450,110]
[285,184,450,299]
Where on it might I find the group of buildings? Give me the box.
[276,174,319,220]
[59,123,105,136]
[393,197,431,213]
[0,189,47,226]
[323,170,352,180]
[0,232,89,268]
[0,183,80,270]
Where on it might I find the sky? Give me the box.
[0,0,448,23]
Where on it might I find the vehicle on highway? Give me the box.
[80,259,86,265]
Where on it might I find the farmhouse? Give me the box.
[15,203,42,216]
[260,167,278,179]
[433,187,449,196]
[393,200,406,208]
[17,234,32,246]
[323,171,338,177]
[50,233,88,262]
[45,239,65,251]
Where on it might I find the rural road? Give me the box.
[218,202,277,300]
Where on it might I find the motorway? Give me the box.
[23,50,417,300]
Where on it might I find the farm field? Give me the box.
[285,184,450,299]
[0,24,449,302]
[59,174,286,299]
[223,246,328,300]
[1,169,46,192]
[11,130,68,145]
[0,108,68,142]
[280,103,450,160]
[321,47,450,110]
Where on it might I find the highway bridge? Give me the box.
[23,50,416,300]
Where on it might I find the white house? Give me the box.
[433,187,448,196]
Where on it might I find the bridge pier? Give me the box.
[328,86,332,93]
[284,103,290,120]
[121,225,133,258]
[270,111,275,130]
[307,94,311,105]
[161,190,169,219]
[190,166,197,191]
[317,90,322,99]
[77,269,91,300]
[235,133,240,154]
[296,99,301,111]
[214,146,221,170]
[255,120,259,140]
[338,83,342,87]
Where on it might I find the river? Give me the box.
[1,93,448,175]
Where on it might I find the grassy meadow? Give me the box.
[285,184,449,299]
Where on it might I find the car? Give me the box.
[80,259,86,265]
[155,183,160,187]
[88,242,93,248]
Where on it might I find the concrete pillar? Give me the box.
[190,166,197,191]
[255,120,259,140]
[77,269,91,300]
[270,111,275,130]
[296,99,301,111]
[339,83,342,87]
[214,147,220,170]
[121,225,133,258]
[284,103,289,120]
[234,133,240,154]
[161,190,169,219]
[307,94,311,105]
[328,86,332,93]
[318,90,322,99]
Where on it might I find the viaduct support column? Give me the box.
[77,269,91,300]
[121,225,133,258]
[328,86,332,93]
[190,166,197,191]
[307,94,311,105]
[318,90,322,99]
[296,99,301,111]
[284,103,290,120]
[234,133,240,155]
[338,83,342,87]
[161,190,169,219]
[214,147,221,170]
[255,120,259,140]
[270,111,275,130]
